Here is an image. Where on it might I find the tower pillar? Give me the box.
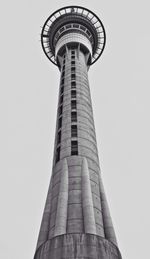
[34,6,122,259]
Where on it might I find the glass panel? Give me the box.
[71,90,76,98]
[71,67,75,72]
[60,95,63,104]
[71,81,76,88]
[71,100,76,109]
[71,111,77,122]
[71,141,78,155]
[56,146,60,163]
[57,131,61,144]
[71,74,76,79]
[58,117,62,129]
[59,105,63,116]
[71,125,77,137]
[60,86,64,94]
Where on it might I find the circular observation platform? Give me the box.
[41,6,106,66]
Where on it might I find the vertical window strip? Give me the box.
[55,53,66,164]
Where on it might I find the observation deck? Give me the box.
[41,6,106,67]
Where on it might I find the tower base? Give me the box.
[34,233,122,259]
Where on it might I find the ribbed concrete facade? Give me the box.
[34,6,122,259]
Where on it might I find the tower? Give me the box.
[34,6,122,259]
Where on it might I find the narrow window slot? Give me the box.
[61,78,64,84]
[71,111,77,122]
[71,67,75,72]
[60,95,63,104]
[71,81,76,88]
[71,90,76,99]
[71,74,76,80]
[58,117,62,129]
[60,85,64,94]
[59,105,63,116]
[62,71,65,77]
[71,125,77,137]
[56,146,60,163]
[71,141,78,155]
[71,100,76,110]
[57,131,61,145]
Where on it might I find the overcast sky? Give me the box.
[1,0,150,258]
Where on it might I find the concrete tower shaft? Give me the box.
[34,6,122,259]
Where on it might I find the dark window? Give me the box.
[60,85,64,94]
[60,27,65,33]
[71,67,75,72]
[80,25,86,31]
[63,64,65,70]
[62,71,65,77]
[56,146,60,163]
[57,131,61,145]
[87,30,91,36]
[61,78,64,84]
[71,90,76,99]
[71,141,78,155]
[66,24,71,29]
[71,55,75,59]
[71,50,75,54]
[58,117,62,129]
[71,100,76,110]
[71,73,76,80]
[71,125,77,137]
[71,81,76,88]
[71,61,75,65]
[59,105,63,116]
[60,95,63,104]
[74,24,78,28]
[71,111,77,122]
[55,32,59,39]
[73,24,79,28]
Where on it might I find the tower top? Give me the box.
[41,6,106,66]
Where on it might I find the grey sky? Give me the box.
[1,0,150,258]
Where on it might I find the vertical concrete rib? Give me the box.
[99,177,118,246]
[82,157,97,234]
[36,181,52,250]
[54,158,68,236]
